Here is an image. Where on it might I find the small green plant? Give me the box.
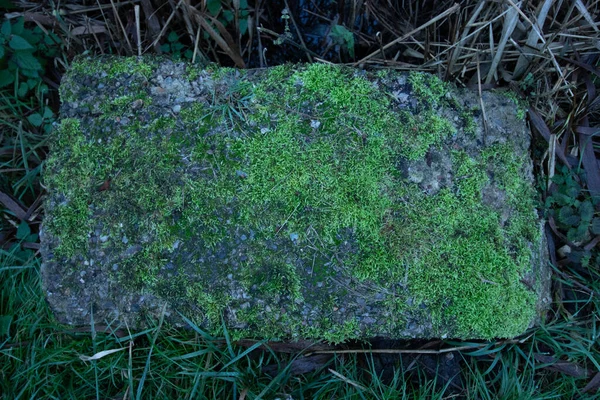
[330,25,355,58]
[503,90,527,120]
[160,0,250,64]
[206,0,249,35]
[519,72,536,95]
[546,165,600,243]
[0,17,61,98]
[161,31,194,61]
[274,8,293,45]
[0,17,62,257]
[408,72,449,108]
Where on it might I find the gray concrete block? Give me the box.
[41,56,550,341]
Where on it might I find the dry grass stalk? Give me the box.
[134,5,141,56]
[354,3,460,66]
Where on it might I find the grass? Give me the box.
[1,0,600,398]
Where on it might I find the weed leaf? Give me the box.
[17,82,27,97]
[580,200,594,222]
[9,35,33,50]
[0,69,14,87]
[0,20,10,36]
[331,25,355,57]
[167,31,178,43]
[42,107,53,119]
[222,10,234,23]
[207,0,221,15]
[16,221,30,240]
[558,207,579,226]
[591,217,600,235]
[567,224,588,242]
[566,186,580,199]
[239,18,248,35]
[550,193,572,206]
[11,18,23,35]
[27,113,43,127]
[12,51,41,71]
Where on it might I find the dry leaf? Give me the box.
[71,25,107,36]
[79,347,126,361]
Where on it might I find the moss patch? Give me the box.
[44,59,544,340]
[503,90,527,120]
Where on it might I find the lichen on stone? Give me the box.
[41,56,550,341]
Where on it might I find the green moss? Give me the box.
[217,64,398,282]
[61,56,157,104]
[47,100,185,284]
[461,108,478,136]
[396,165,535,337]
[303,318,360,344]
[185,64,201,82]
[70,56,154,79]
[396,110,455,160]
[185,284,228,328]
[44,118,93,258]
[408,71,449,107]
[47,59,541,340]
[503,90,527,120]
[100,93,152,114]
[392,143,539,337]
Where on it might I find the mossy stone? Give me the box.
[41,56,550,341]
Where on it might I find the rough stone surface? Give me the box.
[42,56,551,341]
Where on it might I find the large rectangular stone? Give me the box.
[41,56,550,341]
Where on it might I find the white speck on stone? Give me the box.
[172,239,180,249]
[112,264,119,271]
[172,104,181,113]
[310,120,321,129]
[100,235,109,243]
[227,274,233,279]
[260,127,270,134]
[79,278,85,284]
[83,260,89,266]
[80,271,86,277]
[122,236,129,244]
[97,138,102,143]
